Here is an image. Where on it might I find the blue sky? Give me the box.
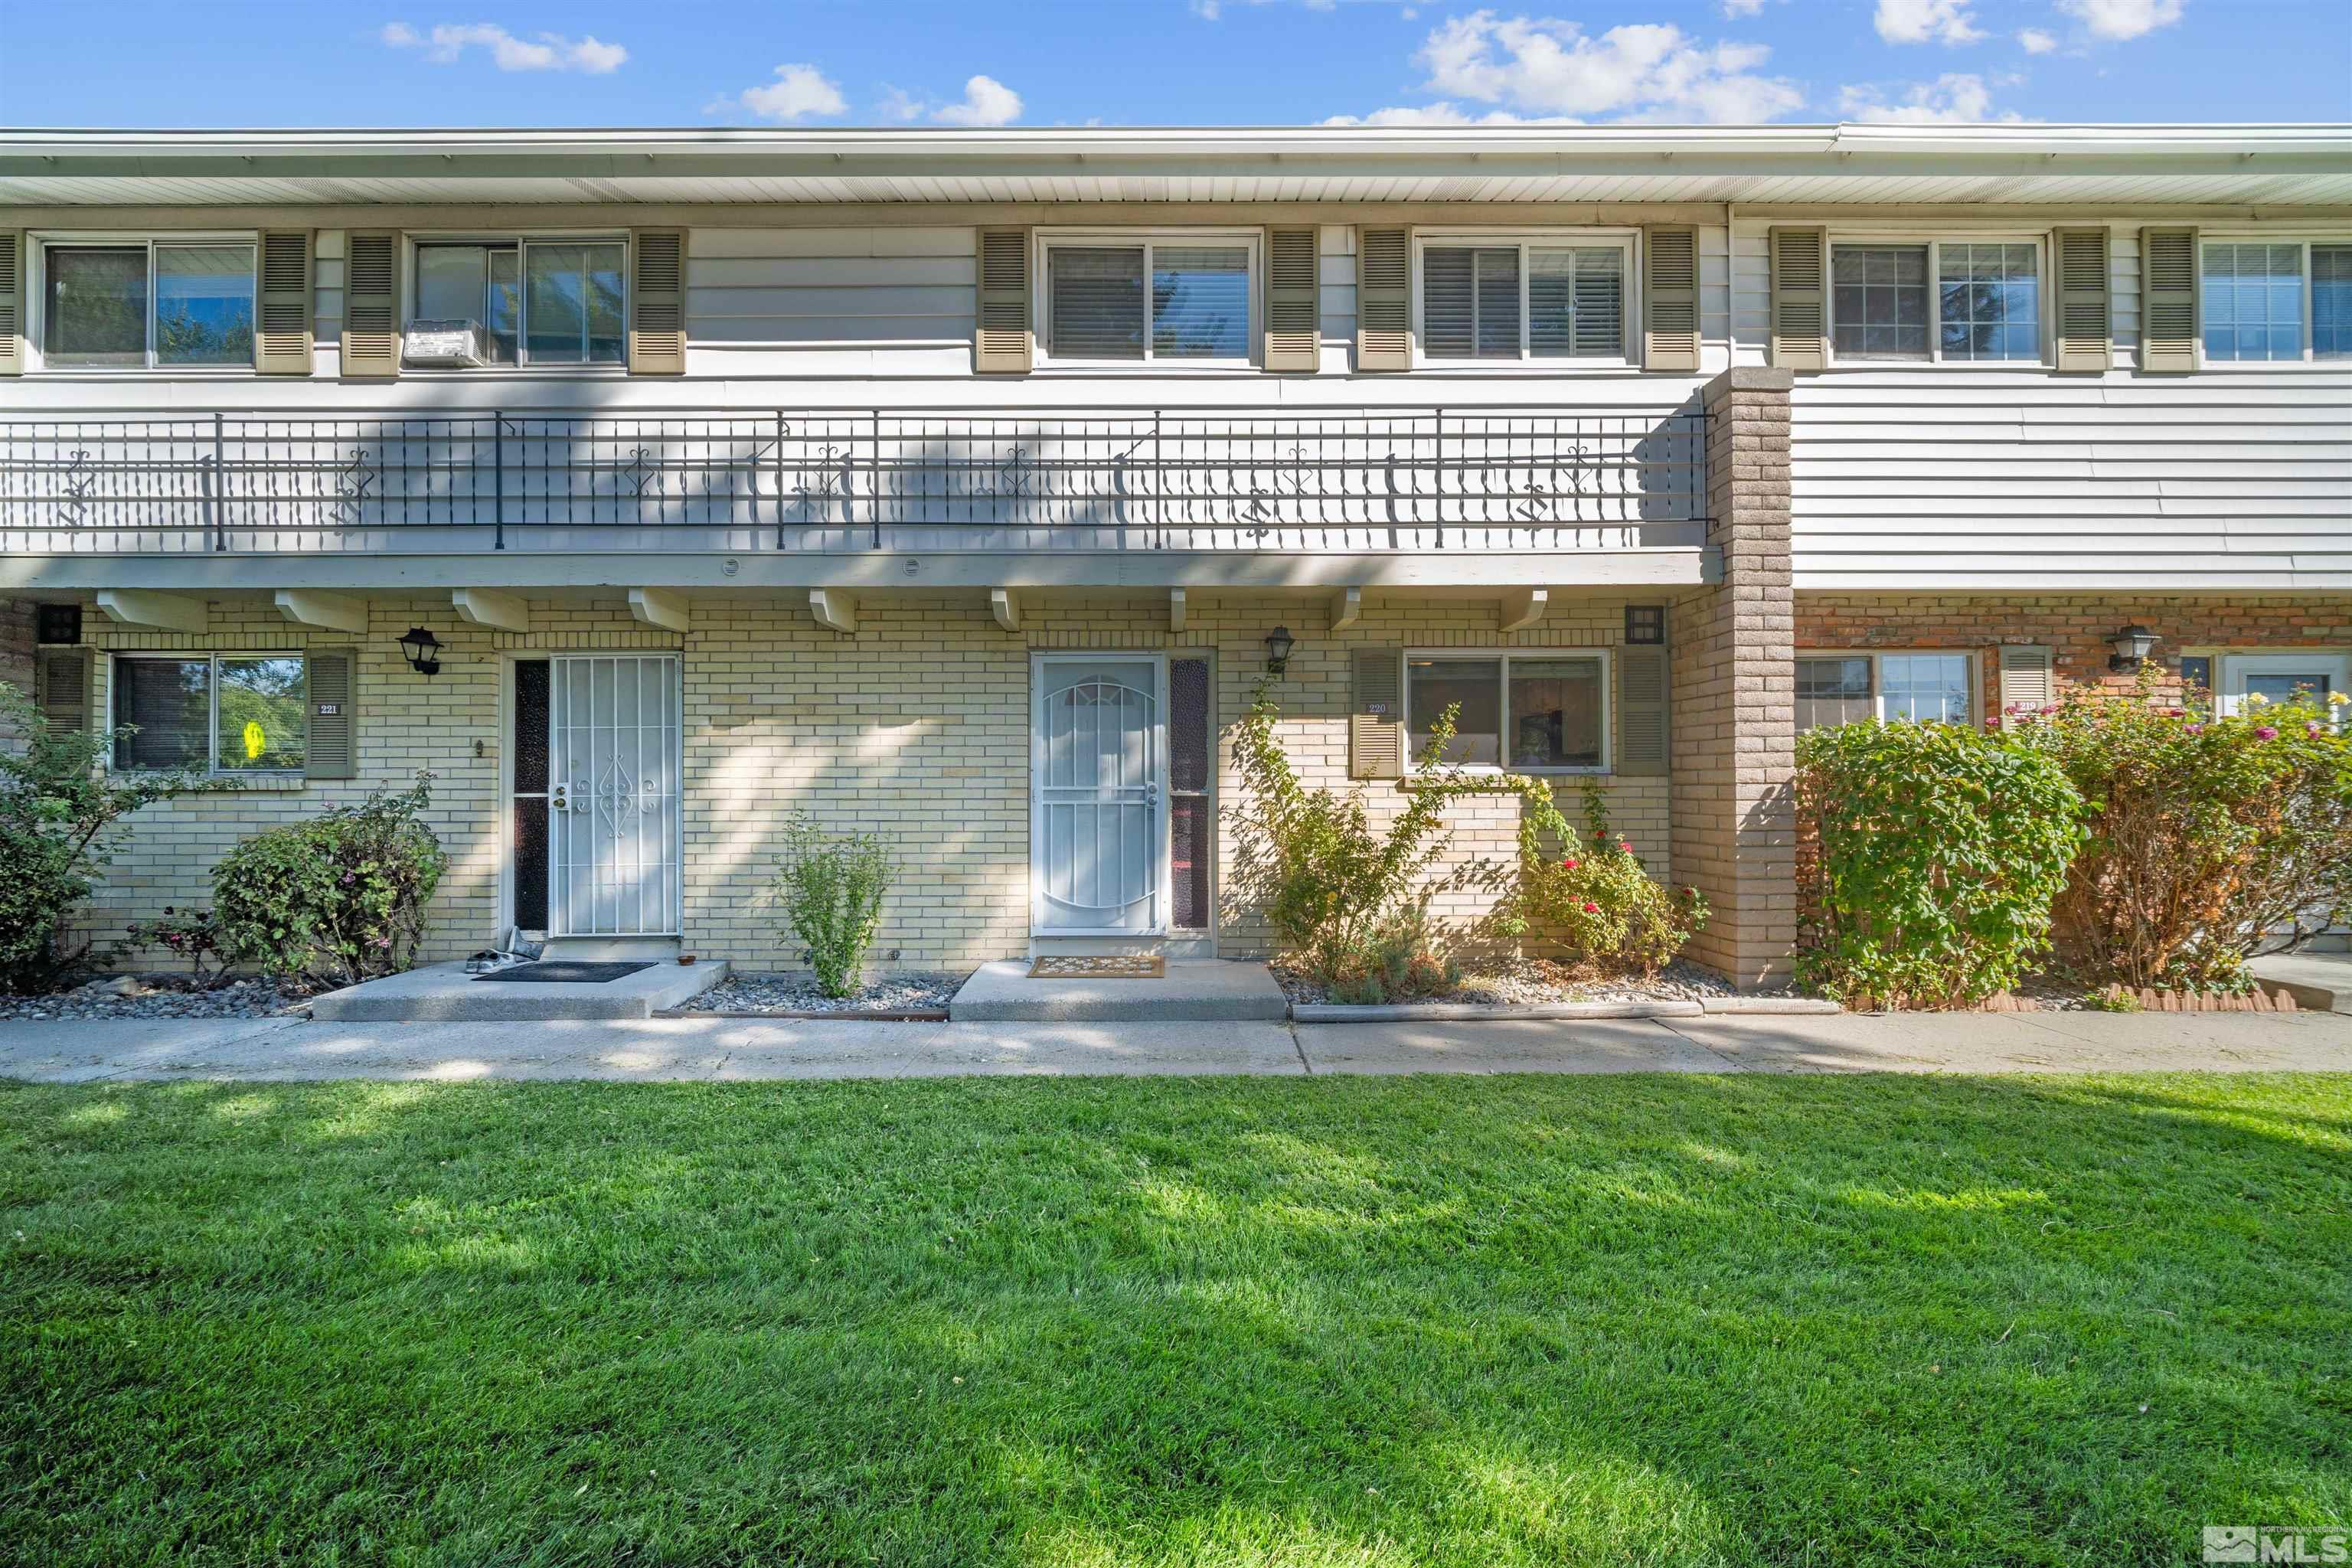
[8,0,2348,128]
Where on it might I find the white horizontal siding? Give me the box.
[1792,368,2352,590]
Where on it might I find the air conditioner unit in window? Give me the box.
[402,318,490,368]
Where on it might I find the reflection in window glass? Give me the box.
[113,659,211,770]
[1795,657,1875,732]
[524,242,626,364]
[2314,245,2352,360]
[1937,243,2039,361]
[1832,245,1930,361]
[1152,247,1248,358]
[44,247,149,368]
[1049,247,1146,359]
[1878,654,1973,724]
[1408,658,1502,766]
[155,246,255,367]
[2203,243,2304,362]
[1507,657,1604,768]
[215,657,306,773]
[1529,248,1623,358]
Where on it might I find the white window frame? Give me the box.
[2196,235,2352,369]
[107,650,309,779]
[24,231,261,375]
[2213,651,2350,718]
[1032,228,1261,370]
[1794,650,1978,730]
[1402,647,1614,776]
[1410,230,1638,370]
[398,230,631,374]
[1823,233,2050,370]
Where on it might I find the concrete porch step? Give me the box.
[310,958,729,1022]
[2250,951,2352,1014]
[949,959,1289,1023]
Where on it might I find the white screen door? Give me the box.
[548,655,682,936]
[1034,658,1164,934]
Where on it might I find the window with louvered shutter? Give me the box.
[1998,645,2053,728]
[305,650,357,780]
[2138,227,2198,372]
[1423,247,1521,359]
[1348,648,1404,779]
[1355,227,1410,371]
[1530,247,1622,358]
[629,229,686,375]
[2053,228,2110,372]
[342,230,399,378]
[1769,227,1827,371]
[1615,647,1668,776]
[256,230,313,375]
[36,648,90,737]
[1641,226,1698,371]
[1263,227,1319,371]
[1048,246,1145,359]
[975,227,1032,374]
[0,230,21,376]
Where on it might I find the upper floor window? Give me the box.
[44,240,255,369]
[407,237,623,368]
[1831,241,2040,364]
[1417,240,1626,361]
[2203,240,2352,363]
[1044,237,1252,363]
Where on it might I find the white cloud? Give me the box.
[2056,0,2185,40]
[1873,0,1986,45]
[1335,12,1803,126]
[2017,27,2058,52]
[1720,0,1769,13]
[380,21,627,74]
[726,63,848,122]
[931,75,1024,127]
[1838,72,2023,122]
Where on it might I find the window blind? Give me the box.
[1048,247,1145,359]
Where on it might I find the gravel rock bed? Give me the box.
[1276,957,1781,1008]
[681,971,968,1014]
[0,975,315,1022]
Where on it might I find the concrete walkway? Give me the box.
[5,1008,2352,1083]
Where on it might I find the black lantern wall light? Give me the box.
[1263,626,1296,677]
[398,626,443,677]
[2107,625,2159,673]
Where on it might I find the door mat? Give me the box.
[1027,955,1165,980]
[475,961,658,985]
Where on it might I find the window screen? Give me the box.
[1529,248,1623,358]
[44,247,149,368]
[1937,243,2039,361]
[1152,247,1248,359]
[524,242,625,365]
[1423,246,1521,359]
[1407,658,1502,766]
[2314,245,2352,360]
[113,658,211,769]
[1506,657,1604,768]
[416,243,521,363]
[1168,657,1212,929]
[2203,243,2304,362]
[1049,247,1145,359]
[1832,245,1930,361]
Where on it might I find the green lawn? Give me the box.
[3,1073,2347,1567]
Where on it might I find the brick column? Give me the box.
[1670,368,1796,988]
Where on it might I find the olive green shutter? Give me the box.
[1768,227,1828,371]
[35,648,92,738]
[629,229,686,375]
[1615,646,1669,776]
[974,227,1032,374]
[2052,227,2110,373]
[2139,226,2199,373]
[1998,645,2053,729]
[1263,226,1321,372]
[1348,648,1404,780]
[1354,227,1410,372]
[254,229,314,375]
[0,230,21,376]
[341,230,400,379]
[1642,226,1700,372]
[305,649,356,779]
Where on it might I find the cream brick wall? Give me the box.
[51,590,1674,973]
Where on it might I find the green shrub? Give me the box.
[2016,682,2351,991]
[773,811,894,999]
[1324,916,1462,1005]
[212,774,446,988]
[0,684,211,994]
[1497,778,1708,978]
[1796,720,2086,1009]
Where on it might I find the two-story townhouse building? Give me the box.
[1,124,2345,988]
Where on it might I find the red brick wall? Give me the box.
[1795,594,2352,720]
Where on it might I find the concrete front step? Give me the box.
[949,959,1289,1023]
[2250,951,2352,1014]
[310,958,728,1021]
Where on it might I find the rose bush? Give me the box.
[1494,779,1707,978]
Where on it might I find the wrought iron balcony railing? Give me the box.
[0,406,1708,555]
